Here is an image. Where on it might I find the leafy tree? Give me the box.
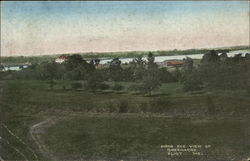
[142,68,161,95]
[219,52,228,61]
[109,57,123,81]
[201,50,219,64]
[182,57,194,72]
[0,64,4,71]
[131,56,146,80]
[183,69,203,92]
[147,52,155,64]
[122,67,134,81]
[65,54,84,71]
[158,68,177,83]
[64,54,95,80]
[65,54,95,72]
[94,58,100,65]
[147,52,158,69]
[85,70,108,91]
[133,55,145,67]
[37,61,58,80]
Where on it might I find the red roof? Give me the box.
[167,61,184,66]
[58,55,69,59]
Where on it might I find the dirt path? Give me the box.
[30,119,57,161]
[2,123,38,160]
[0,136,28,161]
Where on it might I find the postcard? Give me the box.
[0,1,249,161]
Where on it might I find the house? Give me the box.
[55,55,69,63]
[166,60,184,67]
[1,64,29,71]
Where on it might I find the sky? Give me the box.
[1,1,249,56]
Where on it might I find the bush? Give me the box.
[97,83,109,90]
[118,100,129,113]
[49,80,56,90]
[206,96,216,115]
[71,82,83,90]
[128,84,143,92]
[138,102,149,113]
[149,98,172,113]
[183,72,203,92]
[112,83,124,91]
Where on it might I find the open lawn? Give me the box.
[42,116,250,161]
[1,80,250,161]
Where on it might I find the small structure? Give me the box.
[55,55,69,63]
[166,60,184,67]
[1,64,29,71]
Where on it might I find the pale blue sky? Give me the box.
[1,1,249,56]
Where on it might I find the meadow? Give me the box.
[1,80,249,161]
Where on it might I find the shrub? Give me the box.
[49,80,56,90]
[206,96,216,115]
[112,83,124,91]
[138,102,149,113]
[97,83,109,90]
[71,82,83,90]
[108,103,118,113]
[183,72,203,92]
[149,98,172,113]
[118,100,129,113]
[128,84,143,92]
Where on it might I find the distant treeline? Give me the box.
[82,45,249,59]
[1,50,250,95]
[1,45,249,64]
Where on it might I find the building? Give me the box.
[166,60,184,67]
[1,64,29,71]
[55,55,69,63]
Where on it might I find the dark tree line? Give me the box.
[182,50,250,92]
[2,50,248,94]
[2,53,181,94]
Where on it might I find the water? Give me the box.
[2,65,29,71]
[99,50,249,64]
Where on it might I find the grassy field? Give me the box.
[43,116,250,161]
[1,80,250,161]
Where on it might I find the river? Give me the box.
[99,50,249,64]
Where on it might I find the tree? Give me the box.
[64,54,95,80]
[142,68,161,96]
[131,56,146,80]
[134,55,145,67]
[109,57,123,81]
[85,70,108,91]
[65,54,95,72]
[65,54,84,71]
[201,50,219,64]
[147,52,158,69]
[182,57,194,72]
[94,58,100,65]
[147,52,155,64]
[158,68,177,83]
[37,61,58,80]
[183,69,203,92]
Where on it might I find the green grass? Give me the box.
[1,80,250,160]
[42,116,250,161]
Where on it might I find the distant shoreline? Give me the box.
[1,45,249,64]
